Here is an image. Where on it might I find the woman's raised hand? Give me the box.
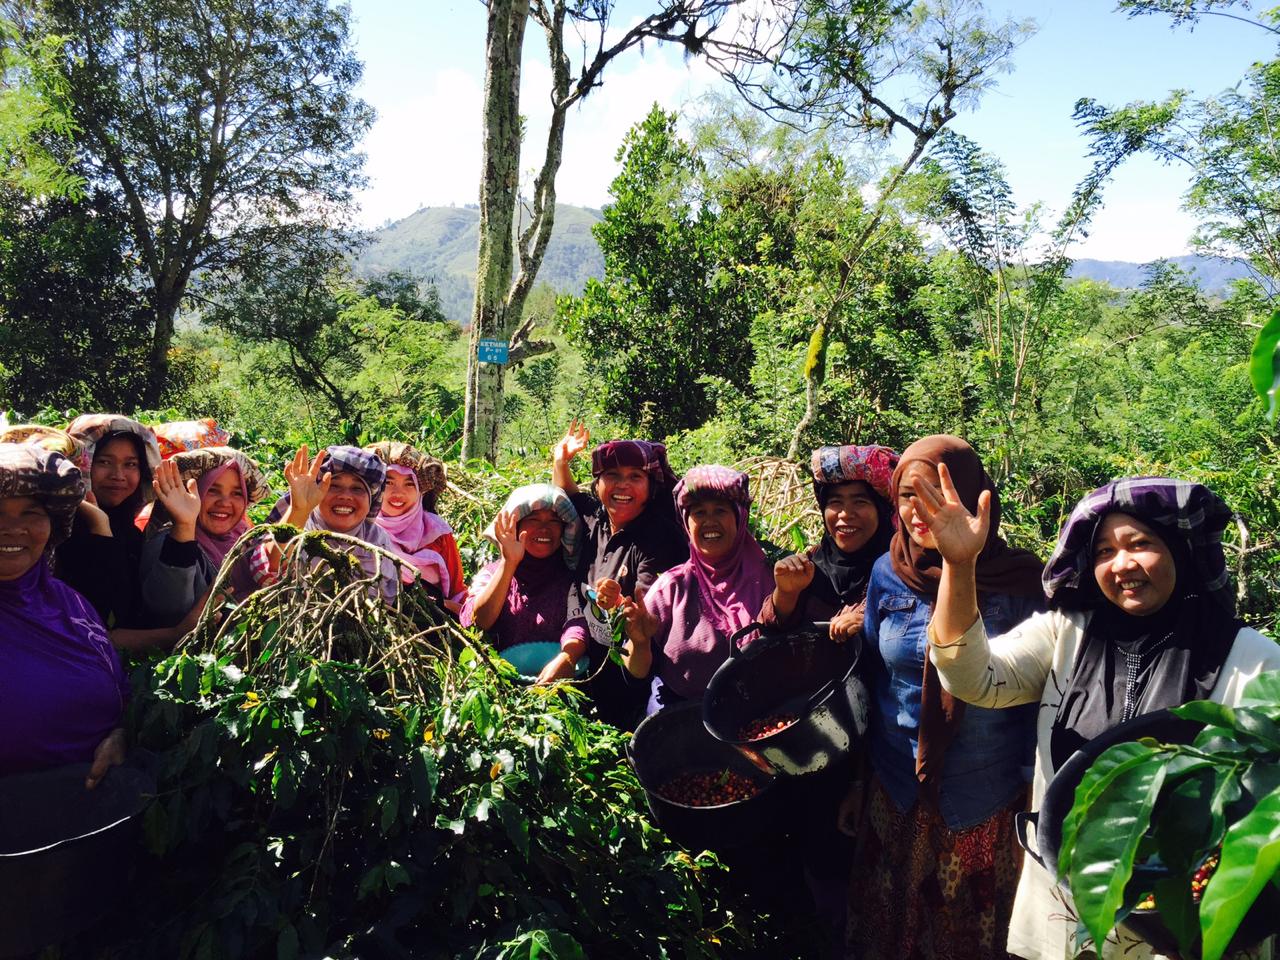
[153,459,201,532]
[77,490,113,537]
[910,462,990,566]
[774,554,816,596]
[284,444,330,519]
[553,419,590,465]
[493,509,526,565]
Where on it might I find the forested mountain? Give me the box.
[364,204,1256,321]
[359,204,604,321]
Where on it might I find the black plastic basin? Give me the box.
[0,762,155,958]
[703,622,870,776]
[628,701,778,852]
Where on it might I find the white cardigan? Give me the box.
[929,608,1280,960]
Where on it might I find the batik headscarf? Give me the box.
[889,435,1044,801]
[483,483,583,570]
[0,443,85,549]
[65,415,162,541]
[367,442,453,585]
[366,441,448,513]
[1043,477,1243,769]
[0,424,84,462]
[146,447,272,597]
[671,466,772,639]
[810,444,899,605]
[153,419,231,460]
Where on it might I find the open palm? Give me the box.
[910,462,991,565]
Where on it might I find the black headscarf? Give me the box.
[1048,506,1243,771]
[810,483,895,607]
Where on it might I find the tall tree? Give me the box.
[0,13,81,198]
[462,0,745,462]
[24,0,374,405]
[719,0,1033,457]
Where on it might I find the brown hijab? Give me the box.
[889,435,1044,802]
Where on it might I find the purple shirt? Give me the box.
[1,561,127,776]
[460,556,588,651]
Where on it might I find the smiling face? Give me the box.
[686,496,738,563]
[319,471,371,533]
[597,467,650,530]
[90,436,142,509]
[1092,512,1178,616]
[823,481,881,554]
[382,469,420,517]
[199,467,247,537]
[517,508,564,560]
[0,496,51,581]
[897,461,940,549]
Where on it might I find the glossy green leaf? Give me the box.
[1249,307,1280,420]
[1068,751,1169,952]
[1200,788,1280,960]
[1170,699,1235,730]
[1241,671,1280,708]
[1060,741,1159,880]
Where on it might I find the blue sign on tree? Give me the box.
[477,338,510,365]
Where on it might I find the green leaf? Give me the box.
[377,785,400,835]
[1067,751,1170,952]
[385,860,410,891]
[1249,307,1280,420]
[1060,741,1159,880]
[357,864,385,901]
[1170,699,1235,730]
[1241,670,1280,708]
[277,923,299,960]
[1200,788,1280,960]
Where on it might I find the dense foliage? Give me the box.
[1063,671,1280,960]
[76,528,801,960]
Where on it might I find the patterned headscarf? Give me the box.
[591,440,678,488]
[65,414,162,523]
[153,419,231,460]
[64,414,162,476]
[366,441,447,513]
[145,447,271,532]
[324,445,388,516]
[1043,477,1235,613]
[0,443,85,549]
[484,483,583,569]
[671,466,772,637]
[810,444,899,506]
[0,424,85,462]
[1044,477,1243,770]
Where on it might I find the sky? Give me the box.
[346,1,1278,262]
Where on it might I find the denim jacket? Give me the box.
[863,553,1043,829]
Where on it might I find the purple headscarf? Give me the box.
[671,465,772,638]
[374,465,451,586]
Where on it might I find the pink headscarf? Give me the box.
[672,465,772,637]
[194,462,258,598]
[374,465,451,587]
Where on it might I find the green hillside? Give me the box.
[359,203,605,322]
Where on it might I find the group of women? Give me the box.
[1,411,1277,960]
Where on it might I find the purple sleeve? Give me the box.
[459,561,500,630]
[560,619,588,649]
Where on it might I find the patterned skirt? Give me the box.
[846,777,1025,960]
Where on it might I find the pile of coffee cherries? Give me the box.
[659,770,761,807]
[738,712,799,741]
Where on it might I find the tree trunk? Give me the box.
[461,0,529,463]
[144,291,179,408]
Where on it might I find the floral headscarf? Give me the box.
[0,443,85,549]
[65,414,162,509]
[153,419,231,460]
[810,444,899,506]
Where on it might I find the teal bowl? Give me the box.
[500,641,589,683]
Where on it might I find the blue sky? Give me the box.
[347,1,1276,261]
